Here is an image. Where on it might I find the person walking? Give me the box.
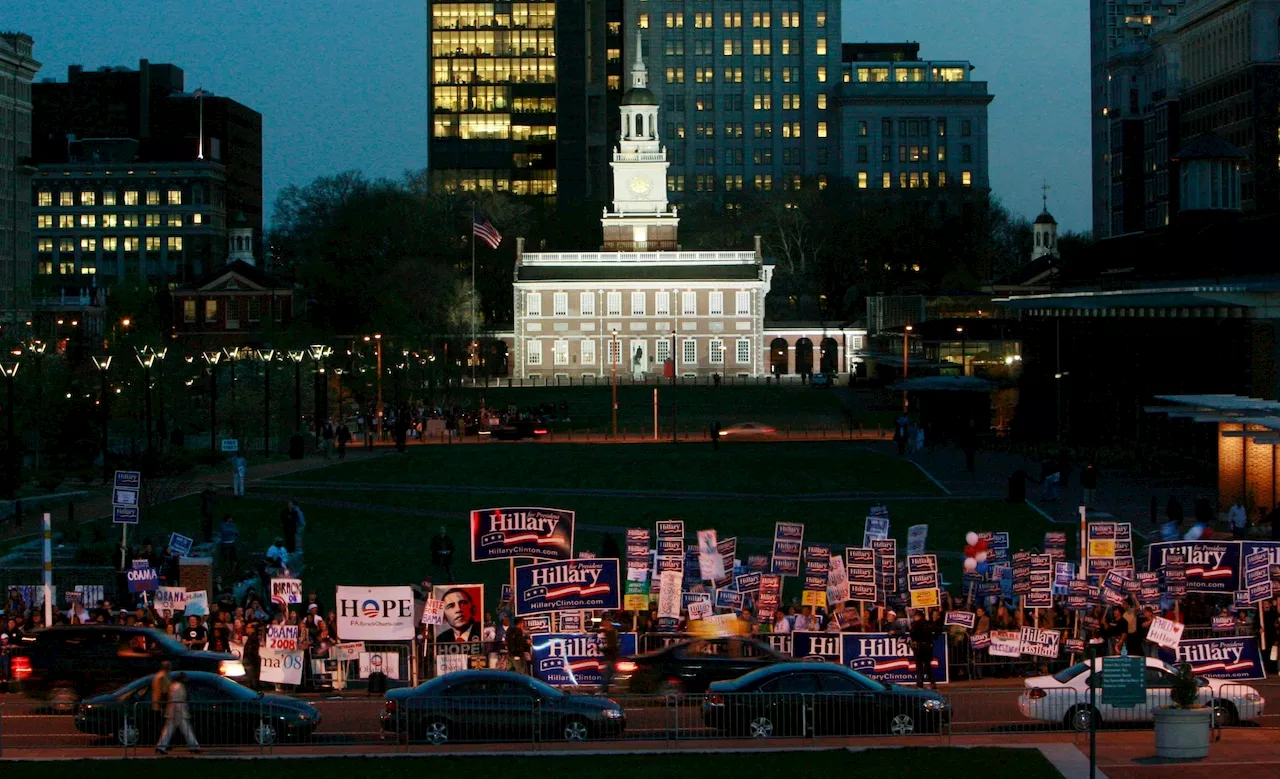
[430,526,456,583]
[219,515,239,568]
[230,453,247,498]
[909,610,939,690]
[506,618,531,675]
[155,669,199,754]
[199,484,217,543]
[322,420,335,459]
[337,421,351,460]
[599,616,620,693]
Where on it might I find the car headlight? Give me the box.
[1245,693,1262,703]
[923,699,946,712]
[602,708,623,719]
[219,660,246,678]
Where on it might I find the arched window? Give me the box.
[1035,232,1041,247]
[635,114,643,138]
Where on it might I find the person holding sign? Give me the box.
[909,610,940,690]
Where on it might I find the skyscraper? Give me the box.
[427,0,623,202]
[0,33,39,322]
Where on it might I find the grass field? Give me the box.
[273,442,937,495]
[0,748,1065,778]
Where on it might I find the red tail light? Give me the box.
[708,694,724,705]
[615,661,638,673]
[1026,688,1046,700]
[384,699,398,715]
[10,655,31,681]
[534,428,548,435]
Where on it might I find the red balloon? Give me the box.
[975,539,989,553]
[963,545,976,557]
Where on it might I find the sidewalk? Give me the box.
[1085,728,1280,778]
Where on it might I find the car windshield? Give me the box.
[1053,662,1091,684]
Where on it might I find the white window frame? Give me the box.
[709,339,725,364]
[581,339,596,364]
[607,291,622,316]
[655,338,671,363]
[553,292,568,317]
[656,291,671,316]
[526,340,543,365]
[736,339,751,364]
[682,291,697,315]
[681,339,697,364]
[553,339,570,365]
[580,291,595,317]
[735,291,751,315]
[608,338,623,365]
[709,291,724,316]
[525,291,542,317]
[631,291,646,316]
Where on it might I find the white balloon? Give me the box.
[965,531,979,546]
[976,551,988,563]
[963,557,977,572]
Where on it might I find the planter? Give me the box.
[1153,706,1213,759]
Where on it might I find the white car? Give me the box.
[1017,656,1265,730]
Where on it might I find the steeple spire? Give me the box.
[631,28,648,90]
[1041,179,1051,213]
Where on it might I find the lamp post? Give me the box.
[202,350,222,452]
[610,328,619,438]
[224,347,241,438]
[24,339,45,470]
[0,359,18,499]
[364,334,383,440]
[134,347,158,462]
[333,367,346,424]
[259,349,276,456]
[956,326,967,377]
[308,344,331,443]
[286,350,304,432]
[902,325,913,413]
[92,355,112,483]
[670,330,677,443]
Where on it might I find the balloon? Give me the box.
[976,561,990,575]
[963,545,976,558]
[963,557,977,572]
[975,539,989,552]
[966,531,979,546]
[976,551,988,563]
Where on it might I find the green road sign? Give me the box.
[1101,656,1146,708]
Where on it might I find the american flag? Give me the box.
[473,214,502,249]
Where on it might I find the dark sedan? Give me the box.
[611,636,787,694]
[380,670,624,744]
[703,662,949,738]
[74,672,319,747]
[489,421,549,441]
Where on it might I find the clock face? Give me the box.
[629,176,651,194]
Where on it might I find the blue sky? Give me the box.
[12,0,1090,233]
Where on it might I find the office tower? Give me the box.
[0,33,39,322]
[427,0,622,202]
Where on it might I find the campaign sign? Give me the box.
[771,553,801,577]
[1064,638,1086,654]
[1147,616,1184,650]
[848,565,876,586]
[112,506,139,525]
[266,624,301,651]
[1248,581,1274,603]
[907,554,937,575]
[845,548,875,567]
[1025,590,1053,608]
[1019,627,1060,659]
[531,633,638,687]
[167,533,193,558]
[155,587,186,615]
[471,507,574,562]
[114,470,142,489]
[271,577,303,607]
[849,582,878,602]
[735,572,762,595]
[791,631,844,663]
[1158,637,1266,680]
[906,525,929,555]
[804,572,828,592]
[1212,616,1237,632]
[1137,572,1161,605]
[908,571,939,590]
[715,589,744,611]
[656,556,683,574]
[863,516,890,548]
[775,522,804,541]
[523,615,552,634]
[1054,563,1076,591]
[1147,541,1239,593]
[870,538,896,558]
[657,538,684,557]
[126,566,158,594]
[989,630,1022,658]
[112,487,139,507]
[515,558,620,616]
[946,611,976,629]
[838,632,949,685]
[259,648,304,685]
[656,520,684,539]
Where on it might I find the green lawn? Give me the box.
[0,749,1065,778]
[441,383,890,432]
[269,441,936,496]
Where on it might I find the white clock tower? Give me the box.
[602,30,680,251]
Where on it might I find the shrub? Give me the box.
[1171,662,1200,708]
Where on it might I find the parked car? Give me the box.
[489,421,550,441]
[1017,656,1266,730]
[702,662,949,737]
[10,626,244,709]
[611,636,787,694]
[811,373,834,387]
[380,670,624,744]
[74,671,319,746]
[718,422,777,438]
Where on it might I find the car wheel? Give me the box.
[117,718,140,747]
[1064,705,1100,732]
[252,720,279,746]
[1212,700,1238,727]
[422,718,450,746]
[889,713,916,736]
[562,717,590,742]
[748,715,775,739]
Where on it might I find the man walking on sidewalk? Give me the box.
[155,669,199,754]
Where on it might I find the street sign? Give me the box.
[221,438,240,452]
[112,506,139,525]
[1101,656,1146,708]
[113,470,141,489]
[112,487,139,507]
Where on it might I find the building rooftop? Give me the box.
[517,264,762,282]
[842,43,920,63]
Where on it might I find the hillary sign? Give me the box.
[1157,637,1266,680]
[515,558,621,615]
[531,633,638,687]
[1146,541,1242,593]
[791,632,949,685]
[470,507,574,562]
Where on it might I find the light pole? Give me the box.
[224,347,241,438]
[202,350,222,452]
[670,330,677,443]
[902,325,913,412]
[364,334,383,440]
[135,347,158,462]
[24,339,45,470]
[956,326,967,376]
[0,359,18,499]
[259,349,276,456]
[286,350,304,432]
[333,367,346,424]
[610,328,619,438]
[308,344,331,443]
[92,355,112,483]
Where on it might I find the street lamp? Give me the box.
[135,347,159,461]
[259,349,276,456]
[364,334,383,441]
[670,329,677,443]
[0,360,18,498]
[610,328,619,438]
[92,355,112,482]
[332,366,346,424]
[956,326,967,377]
[286,350,305,432]
[223,346,242,438]
[902,325,913,412]
[308,344,332,442]
[202,350,222,452]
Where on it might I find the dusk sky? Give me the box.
[12,0,1091,234]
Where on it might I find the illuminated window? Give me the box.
[193,213,204,225]
[938,145,947,162]
[656,292,671,316]
[858,172,868,189]
[124,237,139,252]
[167,189,182,205]
[723,67,742,82]
[818,175,829,190]
[882,172,892,188]
[37,260,53,275]
[816,11,827,27]
[526,341,542,365]
[817,66,827,82]
[525,292,542,316]
[79,260,96,275]
[607,291,622,316]
[167,236,183,251]
[205,300,218,323]
[57,214,73,228]
[146,190,160,205]
[37,191,52,207]
[666,67,684,83]
[817,94,828,110]
[751,12,771,27]
[35,214,51,228]
[693,12,713,28]
[682,291,697,315]
[123,214,139,228]
[817,121,828,138]
[59,191,73,206]
[102,237,118,252]
[167,214,183,227]
[710,339,724,364]
[124,190,139,206]
[80,190,96,206]
[37,238,53,253]
[146,214,160,227]
[665,12,682,28]
[638,13,649,28]
[723,12,742,28]
[939,171,948,187]
[581,340,596,365]
[80,238,97,252]
[752,39,771,55]
[962,171,973,187]
[102,214,117,227]
[102,189,116,206]
[59,238,74,252]
[816,40,827,55]
[145,237,161,252]
[182,300,195,323]
[681,339,697,364]
[753,94,772,110]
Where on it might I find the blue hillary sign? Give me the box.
[1147,541,1240,593]
[514,558,620,616]
[792,632,949,685]
[1157,637,1266,681]
[531,632,637,687]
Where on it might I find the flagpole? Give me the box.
[197,87,204,160]
[471,202,476,385]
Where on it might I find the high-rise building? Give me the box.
[0,33,40,323]
[427,0,623,202]
[1089,0,1186,237]
[626,1,842,200]
[835,43,992,216]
